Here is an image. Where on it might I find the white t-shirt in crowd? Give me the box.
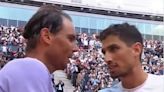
[2,46,7,53]
[83,39,88,46]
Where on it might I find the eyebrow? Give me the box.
[107,44,119,49]
[102,44,119,53]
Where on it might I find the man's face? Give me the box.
[102,35,139,78]
[46,17,78,70]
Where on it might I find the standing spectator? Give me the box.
[56,80,64,92]
[1,42,8,56]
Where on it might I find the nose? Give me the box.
[104,51,113,63]
[73,44,79,52]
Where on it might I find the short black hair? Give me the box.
[23,5,71,52]
[99,23,143,46]
[100,23,143,60]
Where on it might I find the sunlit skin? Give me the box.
[102,35,148,89]
[26,17,78,73]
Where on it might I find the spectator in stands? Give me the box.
[99,23,164,92]
[56,80,64,92]
[71,62,79,87]
[0,5,77,92]
[0,16,163,92]
[0,54,6,69]
[2,42,8,56]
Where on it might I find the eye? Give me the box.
[108,46,120,53]
[68,37,74,42]
[67,35,76,42]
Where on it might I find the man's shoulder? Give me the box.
[148,74,164,81]
[147,74,164,86]
[141,74,164,92]
[98,83,122,92]
[0,57,49,78]
[0,58,52,92]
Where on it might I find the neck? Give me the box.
[120,65,148,89]
[25,49,56,73]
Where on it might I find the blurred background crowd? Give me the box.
[0,26,164,92]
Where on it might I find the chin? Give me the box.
[55,65,65,71]
[111,75,119,79]
[110,72,120,79]
[55,58,69,70]
[60,61,67,70]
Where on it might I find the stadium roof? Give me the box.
[1,0,164,22]
[32,0,164,15]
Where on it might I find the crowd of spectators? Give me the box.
[0,25,25,69]
[142,40,164,75]
[66,33,164,92]
[0,26,164,92]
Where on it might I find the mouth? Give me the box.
[108,64,118,72]
[68,53,73,58]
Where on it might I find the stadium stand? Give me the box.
[0,0,164,92]
[0,26,163,91]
